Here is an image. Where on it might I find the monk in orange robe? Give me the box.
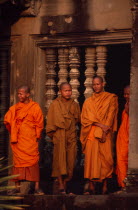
[80,76,118,194]
[116,85,130,188]
[46,82,80,194]
[4,86,44,195]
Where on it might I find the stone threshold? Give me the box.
[23,193,138,210]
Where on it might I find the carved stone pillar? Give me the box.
[69,47,80,102]
[58,48,69,91]
[0,49,10,159]
[96,46,107,82]
[125,0,138,192]
[84,47,96,98]
[45,49,56,114]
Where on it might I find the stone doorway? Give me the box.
[39,43,131,195]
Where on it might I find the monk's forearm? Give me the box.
[93,122,110,133]
[93,122,109,129]
[93,122,103,128]
[47,131,54,138]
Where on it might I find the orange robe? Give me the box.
[116,110,129,187]
[46,97,80,178]
[4,100,44,181]
[80,92,118,181]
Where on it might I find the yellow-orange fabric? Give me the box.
[4,100,44,181]
[116,110,129,187]
[80,92,118,181]
[46,97,80,178]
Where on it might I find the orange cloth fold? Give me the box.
[4,100,44,170]
[12,163,39,182]
[116,110,129,187]
[80,92,118,181]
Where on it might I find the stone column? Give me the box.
[84,47,96,99]
[58,48,69,94]
[126,0,138,192]
[69,47,80,102]
[96,46,107,82]
[45,48,57,114]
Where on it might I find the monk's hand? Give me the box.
[99,132,106,143]
[101,125,110,134]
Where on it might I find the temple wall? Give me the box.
[11,0,132,35]
[10,0,132,111]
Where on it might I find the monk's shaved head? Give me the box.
[59,82,72,90]
[92,75,104,94]
[92,75,103,83]
[18,85,30,93]
[124,85,130,90]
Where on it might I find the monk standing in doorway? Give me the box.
[80,76,118,194]
[116,85,130,189]
[4,86,44,195]
[46,82,80,194]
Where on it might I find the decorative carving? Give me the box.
[96,46,107,82]
[58,48,69,94]
[84,47,96,98]
[11,0,30,7]
[12,0,42,17]
[69,47,80,102]
[45,49,57,114]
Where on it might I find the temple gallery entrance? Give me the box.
[39,43,131,195]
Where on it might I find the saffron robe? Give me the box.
[116,110,129,187]
[80,92,118,181]
[46,97,80,178]
[4,100,44,181]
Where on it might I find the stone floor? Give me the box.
[18,166,138,209]
[23,193,138,210]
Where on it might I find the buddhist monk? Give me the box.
[46,82,80,194]
[4,86,44,195]
[80,76,118,194]
[116,85,130,188]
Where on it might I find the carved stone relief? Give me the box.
[11,0,42,16]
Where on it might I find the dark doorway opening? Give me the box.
[106,44,131,124]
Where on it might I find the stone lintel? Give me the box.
[31,29,132,48]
